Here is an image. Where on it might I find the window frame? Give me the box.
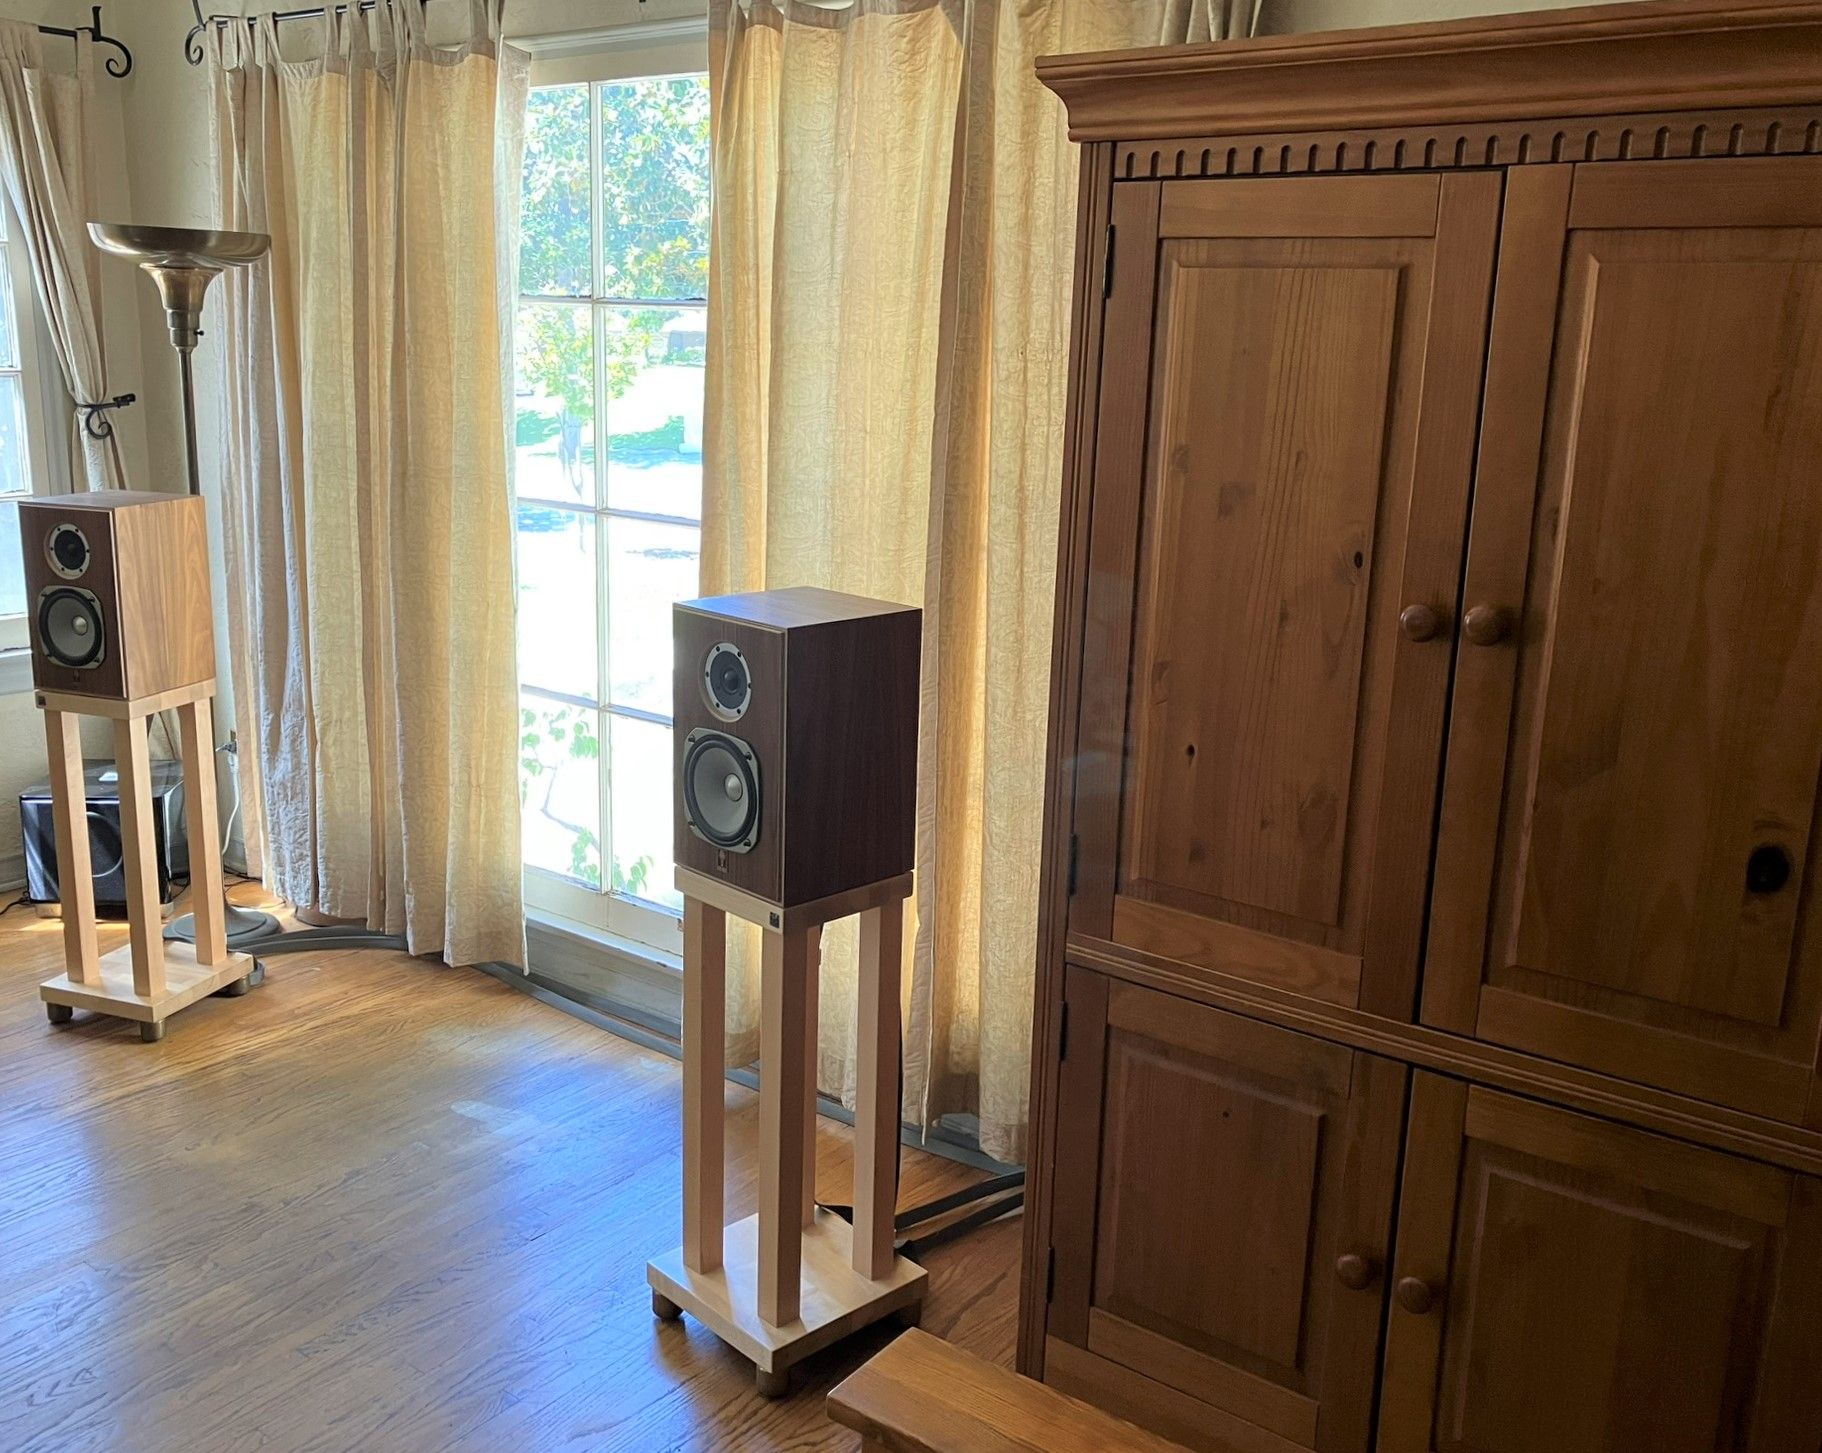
[512,34,709,959]
[0,191,69,660]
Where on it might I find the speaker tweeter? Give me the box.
[45,522,91,579]
[702,641,751,722]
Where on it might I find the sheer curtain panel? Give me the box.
[0,23,124,489]
[206,0,529,968]
[706,0,1254,1160]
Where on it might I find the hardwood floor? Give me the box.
[0,890,1020,1452]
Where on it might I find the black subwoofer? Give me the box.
[20,759,190,915]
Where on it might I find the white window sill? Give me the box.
[0,649,33,696]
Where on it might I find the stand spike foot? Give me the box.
[46,1002,73,1025]
[139,1020,166,1043]
[652,1290,682,1321]
[755,1365,790,1399]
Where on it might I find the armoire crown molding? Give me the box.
[1036,0,1822,142]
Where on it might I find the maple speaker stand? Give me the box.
[35,680,260,1042]
[646,867,925,1399]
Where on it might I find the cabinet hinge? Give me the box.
[1057,1001,1070,1063]
[1067,833,1080,896]
[1045,1246,1057,1303]
[1102,224,1117,298]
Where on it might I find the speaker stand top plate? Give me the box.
[673,865,912,934]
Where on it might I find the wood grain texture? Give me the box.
[0,887,1021,1451]
[111,714,163,999]
[828,1328,1192,1453]
[853,905,902,1280]
[1021,140,1117,1382]
[20,493,214,703]
[1048,975,1402,1453]
[1427,153,1822,1118]
[1379,1078,1822,1452]
[673,591,920,910]
[683,896,727,1273]
[1080,172,1497,1023]
[176,698,227,966]
[758,925,812,1326]
[41,708,98,985]
[1036,0,1822,142]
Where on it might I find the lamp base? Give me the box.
[164,900,283,950]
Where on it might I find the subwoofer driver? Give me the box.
[682,727,761,854]
[37,585,106,670]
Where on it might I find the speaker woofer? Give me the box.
[45,522,91,579]
[702,641,751,722]
[683,727,760,853]
[37,586,105,670]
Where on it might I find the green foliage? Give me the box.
[519,702,657,900]
[516,78,709,440]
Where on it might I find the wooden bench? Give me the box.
[826,1329,1191,1453]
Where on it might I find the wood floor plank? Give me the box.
[0,888,1020,1452]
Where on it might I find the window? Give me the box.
[0,197,60,658]
[514,69,709,952]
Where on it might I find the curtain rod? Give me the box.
[185,0,472,65]
[44,5,132,78]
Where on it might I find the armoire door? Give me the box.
[1379,1075,1822,1452]
[1070,170,1500,1016]
[1423,157,1822,1121]
[1045,969,1407,1453]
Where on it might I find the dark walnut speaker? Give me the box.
[18,491,216,703]
[674,587,920,909]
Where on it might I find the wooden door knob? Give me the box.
[1335,1252,1378,1291]
[1461,604,1512,646]
[1398,604,1441,642]
[1394,1276,1439,1315]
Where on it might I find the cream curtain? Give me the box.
[707,0,1252,1161]
[206,0,529,968]
[0,24,125,490]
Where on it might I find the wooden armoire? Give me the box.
[1019,3,1822,1450]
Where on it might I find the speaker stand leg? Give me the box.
[757,923,811,1328]
[42,708,99,986]
[113,715,166,999]
[682,897,727,1275]
[853,902,903,1280]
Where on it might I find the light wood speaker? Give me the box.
[18,490,215,703]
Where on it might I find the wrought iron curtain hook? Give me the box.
[76,393,136,441]
[186,0,208,65]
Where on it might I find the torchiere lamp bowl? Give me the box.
[90,221,281,950]
[88,223,271,353]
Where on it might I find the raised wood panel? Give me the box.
[1380,1078,1822,1453]
[1049,970,1405,1453]
[1425,156,1822,1119]
[1076,171,1499,1018]
[1123,245,1402,930]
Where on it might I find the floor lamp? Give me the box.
[88,223,283,949]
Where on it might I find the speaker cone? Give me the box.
[46,522,91,579]
[702,641,751,721]
[683,728,760,852]
[37,586,105,669]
